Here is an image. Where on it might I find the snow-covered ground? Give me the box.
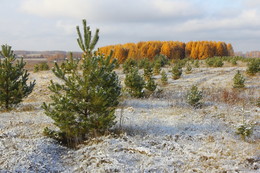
[0,65,259,172]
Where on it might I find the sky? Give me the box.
[0,0,260,52]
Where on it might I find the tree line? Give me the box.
[98,41,234,63]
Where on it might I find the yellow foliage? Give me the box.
[98,40,232,63]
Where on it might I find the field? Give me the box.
[0,61,259,172]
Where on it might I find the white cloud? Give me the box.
[21,0,86,18]
[21,0,202,22]
[152,0,200,17]
[176,9,260,32]
[56,20,77,34]
[245,0,260,7]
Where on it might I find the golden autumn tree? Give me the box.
[200,42,214,59]
[160,42,172,58]
[125,43,140,59]
[146,41,161,59]
[190,42,199,59]
[114,45,129,63]
[197,41,215,59]
[185,41,193,58]
[216,42,226,56]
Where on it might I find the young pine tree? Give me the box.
[233,70,245,88]
[34,64,40,72]
[124,68,145,98]
[186,85,203,108]
[42,20,121,146]
[143,61,153,80]
[194,60,200,68]
[213,58,224,67]
[123,58,138,74]
[172,64,182,80]
[185,62,192,74]
[153,60,161,75]
[161,70,168,85]
[0,44,35,110]
[145,76,157,92]
[246,59,260,76]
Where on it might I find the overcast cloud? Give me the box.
[0,0,259,52]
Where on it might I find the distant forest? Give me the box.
[235,51,260,58]
[13,42,259,63]
[98,41,235,63]
[14,50,82,61]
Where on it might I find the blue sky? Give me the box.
[0,0,259,52]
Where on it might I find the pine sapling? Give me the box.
[172,64,182,80]
[42,19,121,147]
[123,58,138,74]
[143,61,153,80]
[213,58,224,67]
[34,64,40,72]
[233,70,245,88]
[0,44,35,111]
[153,60,161,75]
[161,70,168,85]
[186,85,203,108]
[246,59,260,76]
[124,67,145,98]
[145,76,157,92]
[194,60,200,68]
[236,119,254,141]
[185,62,192,74]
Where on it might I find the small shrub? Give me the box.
[206,58,215,67]
[185,62,192,74]
[34,64,40,72]
[206,57,224,67]
[40,62,50,70]
[233,70,245,88]
[171,64,182,80]
[246,59,260,76]
[213,58,224,67]
[160,70,168,85]
[34,62,50,72]
[124,68,145,98]
[186,85,203,108]
[231,59,237,66]
[194,60,200,68]
[236,121,254,141]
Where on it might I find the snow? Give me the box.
[0,65,259,172]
